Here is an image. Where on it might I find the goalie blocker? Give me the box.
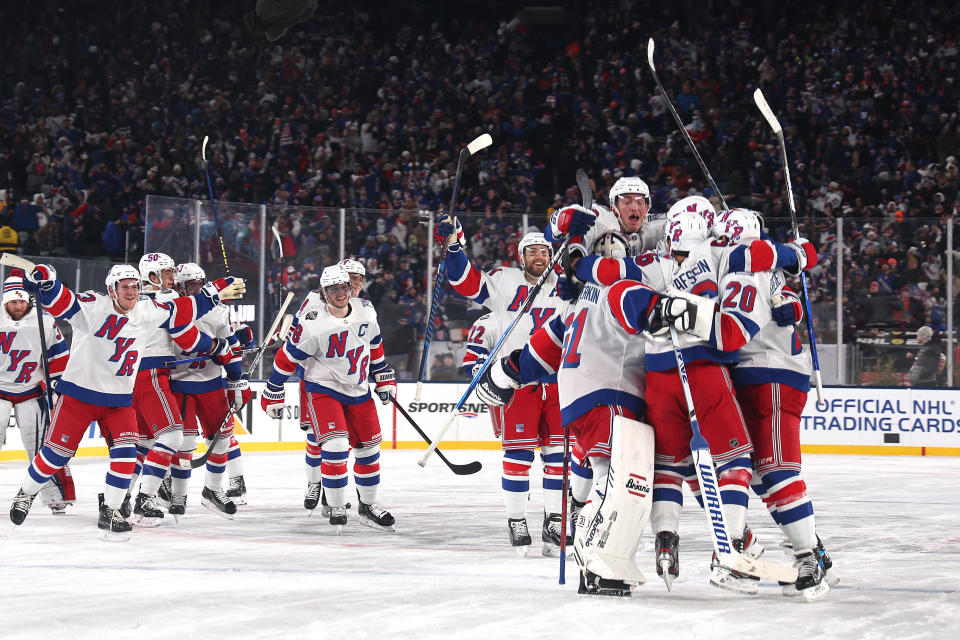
[574,415,655,597]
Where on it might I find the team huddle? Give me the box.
[2,177,835,599]
[442,176,838,601]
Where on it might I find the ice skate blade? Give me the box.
[513,544,531,558]
[800,581,830,602]
[335,525,344,535]
[359,516,396,533]
[98,529,130,543]
[200,499,235,520]
[825,568,840,586]
[710,568,759,596]
[659,560,675,591]
[229,496,247,506]
[134,515,163,528]
[541,543,559,557]
[320,506,330,517]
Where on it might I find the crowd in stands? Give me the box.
[1,1,958,377]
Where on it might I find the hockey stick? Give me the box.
[162,348,257,368]
[191,291,295,468]
[559,168,592,584]
[391,398,482,475]
[752,89,826,409]
[416,133,493,400]
[201,135,231,276]
[0,252,37,272]
[646,39,728,210]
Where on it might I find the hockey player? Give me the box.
[169,263,251,519]
[461,313,505,438]
[716,209,835,601]
[8,263,244,539]
[340,258,366,298]
[436,221,569,555]
[0,274,73,514]
[261,264,396,532]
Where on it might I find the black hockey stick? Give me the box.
[391,398,482,476]
[201,135,231,275]
[646,39,728,210]
[416,133,493,400]
[191,291,295,468]
[559,168,592,584]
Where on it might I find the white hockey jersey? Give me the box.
[0,308,69,398]
[138,288,183,370]
[548,203,664,256]
[170,304,238,394]
[461,312,498,378]
[39,281,215,406]
[270,298,385,404]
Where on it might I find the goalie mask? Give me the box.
[592,231,631,259]
[139,252,175,289]
[609,177,651,233]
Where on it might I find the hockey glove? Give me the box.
[201,277,247,304]
[208,337,234,365]
[373,366,397,405]
[434,216,466,250]
[226,377,250,412]
[782,237,818,275]
[553,204,597,237]
[25,264,57,292]
[234,323,256,350]
[559,243,587,282]
[260,383,285,419]
[556,275,581,301]
[650,293,715,340]
[268,314,294,346]
[475,350,523,407]
[771,293,803,326]
[469,355,488,379]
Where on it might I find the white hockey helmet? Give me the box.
[174,262,207,288]
[668,211,709,254]
[138,252,175,285]
[339,258,366,276]
[714,208,762,243]
[2,276,30,305]
[319,264,350,289]
[517,231,552,262]
[608,176,651,210]
[667,195,716,230]
[591,230,631,259]
[917,325,934,342]
[106,264,141,293]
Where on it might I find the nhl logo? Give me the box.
[625,473,649,498]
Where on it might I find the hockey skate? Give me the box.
[304,482,321,512]
[357,497,396,533]
[507,517,532,556]
[226,475,247,506]
[156,476,173,510]
[320,486,351,517]
[169,494,187,524]
[10,489,36,526]
[709,536,760,596]
[97,494,132,542]
[329,506,347,534]
[133,492,165,527]
[780,535,839,592]
[655,531,680,591]
[541,513,563,557]
[578,570,632,597]
[784,550,830,601]
[200,487,237,520]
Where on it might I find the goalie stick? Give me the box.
[191,291,295,468]
[391,398,481,475]
[418,170,583,468]
[416,133,493,401]
[646,38,729,211]
[559,168,592,585]
[752,88,826,410]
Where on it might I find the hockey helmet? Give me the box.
[138,252,175,285]
[2,276,30,306]
[667,195,716,230]
[517,231,552,263]
[339,258,366,276]
[668,211,709,254]
[319,264,350,289]
[591,230,631,259]
[609,176,651,207]
[106,264,142,293]
[174,262,207,288]
[714,208,762,243]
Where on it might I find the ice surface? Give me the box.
[1,451,958,640]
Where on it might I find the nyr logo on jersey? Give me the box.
[529,308,555,333]
[94,315,139,376]
[0,332,38,383]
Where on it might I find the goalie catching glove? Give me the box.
[260,382,285,419]
[648,292,715,341]
[372,366,397,405]
[475,349,524,406]
[201,277,246,304]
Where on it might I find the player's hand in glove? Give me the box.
[434,216,465,250]
[782,237,817,275]
[208,337,234,365]
[226,377,251,412]
[476,350,523,406]
[23,264,57,292]
[260,382,285,419]
[233,323,256,350]
[201,277,246,303]
[372,365,397,405]
[553,204,597,237]
[649,293,715,340]
[771,292,803,326]
[556,275,580,301]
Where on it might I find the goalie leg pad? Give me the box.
[573,416,655,586]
